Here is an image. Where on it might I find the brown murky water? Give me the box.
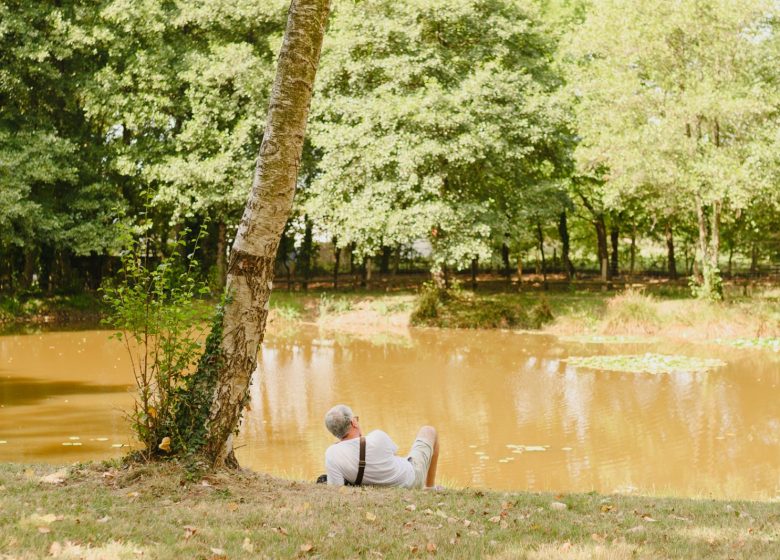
[2,326,779,499]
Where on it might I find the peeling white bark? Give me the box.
[204,0,331,467]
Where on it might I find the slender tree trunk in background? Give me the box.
[501,240,511,282]
[516,256,523,288]
[365,257,372,289]
[216,221,227,288]
[203,0,330,467]
[558,211,575,280]
[536,222,548,290]
[727,243,734,277]
[696,196,708,282]
[392,246,400,275]
[594,216,609,279]
[299,216,314,292]
[665,224,677,279]
[609,226,619,277]
[332,236,339,289]
[22,250,36,289]
[380,245,391,274]
[471,257,478,290]
[40,245,54,294]
[750,243,758,275]
[710,199,721,273]
[629,226,636,277]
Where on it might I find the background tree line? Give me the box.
[2,0,779,299]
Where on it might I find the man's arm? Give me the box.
[325,456,345,486]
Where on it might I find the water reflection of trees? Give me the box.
[236,326,780,498]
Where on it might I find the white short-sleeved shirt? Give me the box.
[325,429,415,488]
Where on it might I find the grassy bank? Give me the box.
[1,463,778,559]
[0,293,105,328]
[4,283,780,348]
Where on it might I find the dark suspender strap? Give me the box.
[354,436,366,486]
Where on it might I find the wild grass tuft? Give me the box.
[601,289,661,335]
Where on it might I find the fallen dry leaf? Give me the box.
[96,516,110,524]
[601,504,614,513]
[499,520,509,529]
[405,504,417,512]
[49,541,63,556]
[426,542,437,554]
[300,543,315,553]
[273,526,289,536]
[591,533,606,543]
[40,470,67,485]
[463,520,471,527]
[409,545,419,554]
[242,537,254,553]
[560,542,572,552]
[642,515,657,522]
[227,502,239,512]
[210,547,226,559]
[183,526,197,540]
[366,512,377,522]
[38,527,52,534]
[488,516,501,523]
[550,501,567,511]
[158,436,171,453]
[29,513,59,525]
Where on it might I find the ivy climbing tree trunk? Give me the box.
[203,0,331,467]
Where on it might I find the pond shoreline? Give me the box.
[3,288,779,353]
[2,462,778,559]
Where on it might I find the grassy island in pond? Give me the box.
[1,463,779,559]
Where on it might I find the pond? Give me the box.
[1,325,779,500]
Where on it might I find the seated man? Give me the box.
[324,404,439,489]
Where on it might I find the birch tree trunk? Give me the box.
[204,0,330,467]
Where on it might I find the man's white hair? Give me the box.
[325,404,353,439]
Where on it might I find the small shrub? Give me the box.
[0,296,23,322]
[602,289,661,334]
[411,286,550,330]
[410,283,442,323]
[102,226,216,461]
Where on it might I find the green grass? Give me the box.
[0,293,105,326]
[1,462,778,559]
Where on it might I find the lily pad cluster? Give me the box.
[566,353,726,374]
[559,335,659,345]
[717,338,780,353]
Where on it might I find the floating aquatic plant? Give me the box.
[566,353,726,374]
[559,335,659,344]
[715,338,780,352]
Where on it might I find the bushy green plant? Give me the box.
[410,282,443,323]
[102,226,215,460]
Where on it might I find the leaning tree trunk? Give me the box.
[203,0,330,467]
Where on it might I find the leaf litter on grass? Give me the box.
[565,353,726,374]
